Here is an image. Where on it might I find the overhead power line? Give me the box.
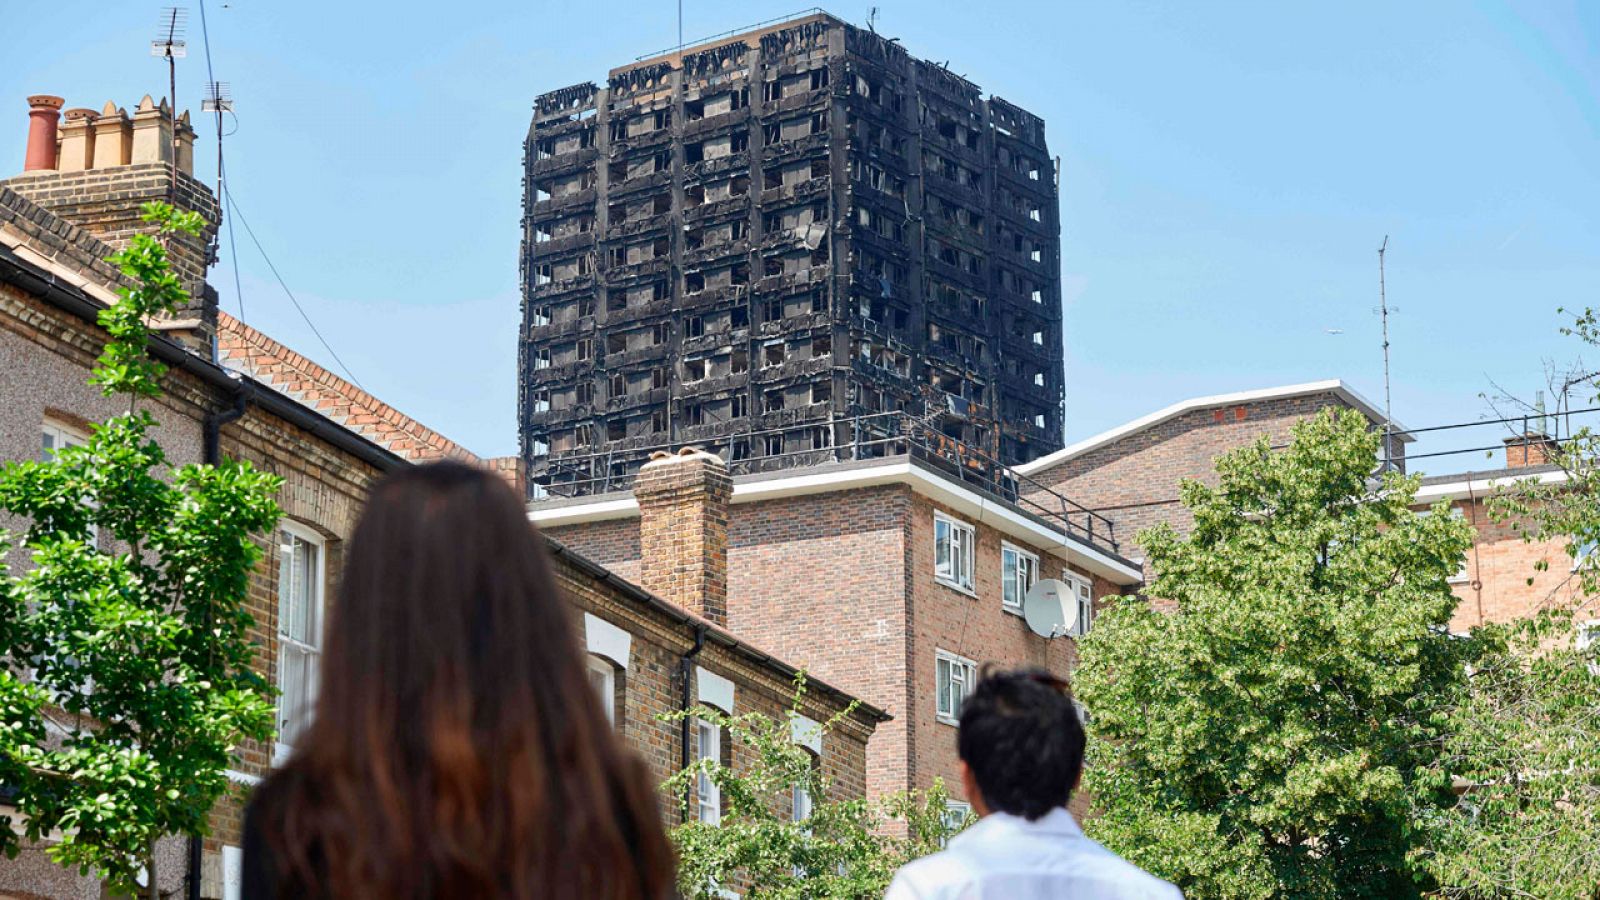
[223,187,367,391]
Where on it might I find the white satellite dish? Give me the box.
[1023,579,1078,639]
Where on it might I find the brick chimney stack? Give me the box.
[24,95,63,171]
[635,447,733,625]
[5,92,218,351]
[1504,432,1559,468]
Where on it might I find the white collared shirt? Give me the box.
[884,807,1183,900]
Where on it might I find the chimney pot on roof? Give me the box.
[57,108,98,171]
[24,95,64,172]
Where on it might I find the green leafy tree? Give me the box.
[1427,611,1600,899]
[665,675,966,899]
[1423,306,1600,898]
[0,203,280,897]
[1075,408,1476,899]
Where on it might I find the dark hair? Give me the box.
[253,461,673,899]
[957,666,1085,821]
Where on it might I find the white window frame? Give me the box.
[935,649,978,725]
[1064,570,1094,637]
[696,717,723,825]
[274,521,326,765]
[1000,542,1039,614]
[40,418,98,548]
[941,800,973,844]
[934,512,976,594]
[1577,620,1600,676]
[588,655,617,726]
[40,418,89,460]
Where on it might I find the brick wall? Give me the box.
[3,165,219,331]
[903,492,1100,804]
[1438,495,1600,632]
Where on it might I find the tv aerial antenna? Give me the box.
[152,7,188,204]
[202,81,232,197]
[1377,236,1396,470]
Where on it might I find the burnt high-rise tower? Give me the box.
[520,12,1063,497]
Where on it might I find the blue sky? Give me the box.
[6,1,1598,468]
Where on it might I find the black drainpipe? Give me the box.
[190,375,251,900]
[678,624,708,820]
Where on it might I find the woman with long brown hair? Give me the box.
[242,461,674,899]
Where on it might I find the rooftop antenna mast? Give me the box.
[201,81,231,197]
[1378,235,1393,469]
[198,0,231,201]
[152,7,188,205]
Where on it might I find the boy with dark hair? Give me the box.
[885,667,1181,899]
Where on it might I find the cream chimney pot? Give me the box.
[129,95,173,166]
[57,108,98,172]
[91,102,131,169]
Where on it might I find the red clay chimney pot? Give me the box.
[24,94,65,172]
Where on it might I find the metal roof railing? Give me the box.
[532,410,1118,554]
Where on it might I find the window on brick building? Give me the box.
[934,513,976,593]
[588,655,618,726]
[40,418,99,546]
[1063,570,1094,637]
[942,800,973,838]
[935,649,977,725]
[276,521,325,762]
[697,718,723,824]
[1001,543,1039,614]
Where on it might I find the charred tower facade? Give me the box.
[520,13,1063,497]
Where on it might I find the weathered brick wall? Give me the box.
[0,273,382,897]
[3,165,220,327]
[726,487,913,802]
[201,407,381,869]
[546,516,642,582]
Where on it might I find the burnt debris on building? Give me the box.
[520,11,1064,498]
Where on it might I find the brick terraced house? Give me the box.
[0,93,880,900]
[532,438,1142,815]
[521,11,1066,498]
